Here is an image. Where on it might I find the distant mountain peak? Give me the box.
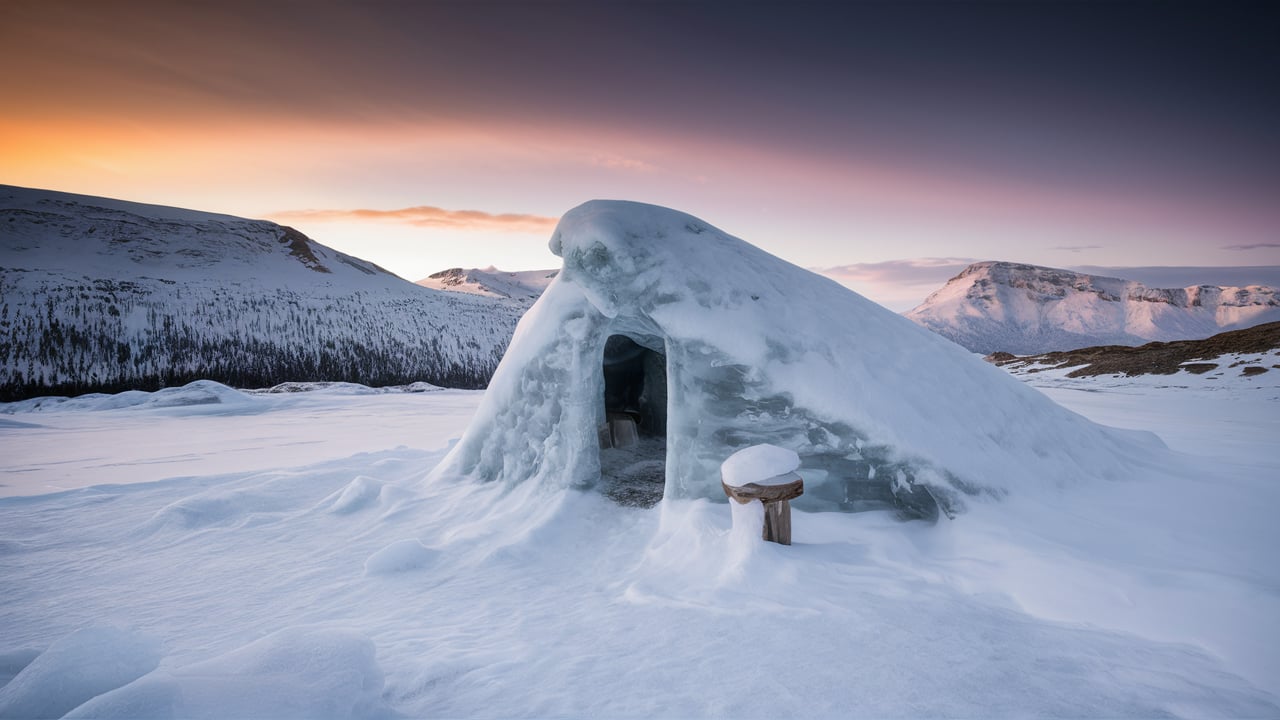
[417,266,557,305]
[907,261,1280,354]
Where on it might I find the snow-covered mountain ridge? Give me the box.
[906,261,1279,354]
[0,185,525,400]
[416,266,558,306]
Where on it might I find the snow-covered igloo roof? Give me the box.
[431,200,1162,516]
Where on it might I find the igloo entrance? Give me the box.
[599,334,667,507]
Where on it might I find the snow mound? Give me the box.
[247,381,444,395]
[720,444,800,487]
[1,381,255,414]
[0,626,160,720]
[364,538,438,575]
[321,476,386,515]
[434,200,1169,516]
[63,627,387,719]
[129,380,255,409]
[148,488,290,530]
[0,648,40,688]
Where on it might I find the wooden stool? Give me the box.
[721,472,804,545]
[599,411,641,449]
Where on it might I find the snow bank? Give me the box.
[320,476,386,515]
[434,200,1170,515]
[364,538,438,575]
[1,381,255,414]
[63,627,387,719]
[0,626,160,719]
[247,381,444,395]
[2,380,449,415]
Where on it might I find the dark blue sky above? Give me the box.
[419,0,1279,199]
[4,0,1277,291]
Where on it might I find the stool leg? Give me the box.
[762,500,792,545]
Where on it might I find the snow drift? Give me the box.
[432,201,1166,518]
[907,261,1280,354]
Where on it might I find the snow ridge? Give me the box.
[906,261,1280,354]
[0,185,526,400]
[416,266,558,306]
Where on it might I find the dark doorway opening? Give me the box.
[599,335,667,507]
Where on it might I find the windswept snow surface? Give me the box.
[1,372,1278,717]
[0,380,474,498]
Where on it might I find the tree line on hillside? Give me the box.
[0,277,515,401]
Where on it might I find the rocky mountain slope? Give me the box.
[0,185,526,401]
[416,267,557,307]
[986,321,1280,379]
[906,261,1279,354]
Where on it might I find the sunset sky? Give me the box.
[3,0,1277,309]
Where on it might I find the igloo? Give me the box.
[430,201,1162,519]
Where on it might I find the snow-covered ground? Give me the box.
[1,372,1277,718]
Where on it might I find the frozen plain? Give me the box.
[1,365,1278,718]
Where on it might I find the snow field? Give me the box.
[1,376,1278,717]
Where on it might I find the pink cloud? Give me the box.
[268,205,558,233]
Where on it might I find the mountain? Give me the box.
[416,267,557,306]
[986,321,1280,379]
[0,185,525,401]
[905,261,1280,354]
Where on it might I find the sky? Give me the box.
[3,0,1278,310]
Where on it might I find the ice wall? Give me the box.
[430,200,1169,514]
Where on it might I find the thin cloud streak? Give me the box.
[269,206,558,234]
[1222,242,1280,251]
[815,258,979,287]
[588,153,657,172]
[1051,245,1103,253]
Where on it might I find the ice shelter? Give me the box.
[430,201,1160,519]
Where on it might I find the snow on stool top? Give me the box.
[721,444,801,487]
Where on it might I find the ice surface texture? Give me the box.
[433,200,1168,513]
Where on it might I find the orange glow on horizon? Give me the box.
[4,113,1275,270]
